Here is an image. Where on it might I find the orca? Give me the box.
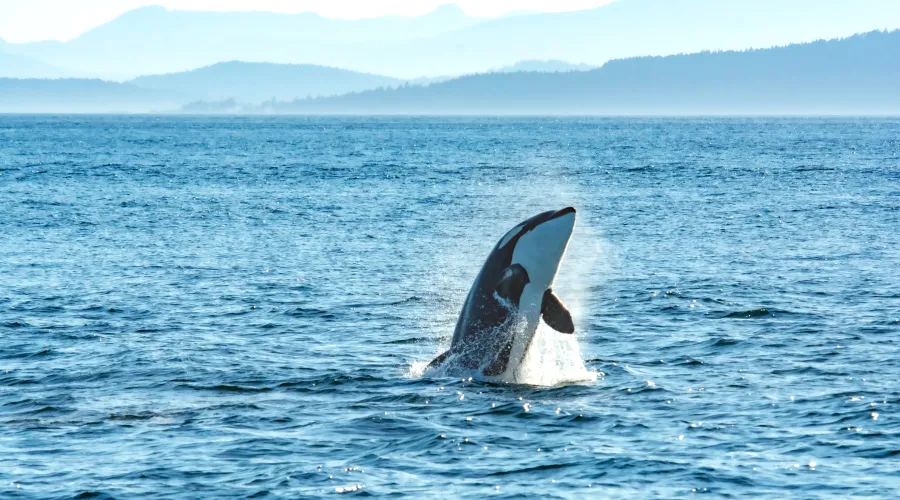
[426,207,577,382]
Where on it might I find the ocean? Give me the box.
[1,115,899,498]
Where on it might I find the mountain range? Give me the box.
[0,51,71,79]
[128,62,404,103]
[235,30,900,115]
[2,28,899,114]
[494,61,596,73]
[2,0,900,79]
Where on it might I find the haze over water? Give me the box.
[1,116,899,497]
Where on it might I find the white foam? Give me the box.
[515,323,597,386]
[406,359,431,379]
[411,321,596,387]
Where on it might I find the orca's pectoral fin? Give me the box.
[426,350,452,371]
[541,289,575,334]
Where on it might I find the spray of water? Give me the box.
[515,323,598,385]
[408,307,597,386]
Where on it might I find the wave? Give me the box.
[716,308,794,319]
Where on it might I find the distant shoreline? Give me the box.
[3,113,900,118]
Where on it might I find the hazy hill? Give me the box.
[0,5,480,79]
[0,52,72,79]
[495,60,596,73]
[260,30,900,115]
[5,30,899,115]
[403,60,595,87]
[3,0,900,79]
[373,0,900,78]
[0,79,175,113]
[129,62,403,103]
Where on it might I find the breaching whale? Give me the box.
[426,207,577,382]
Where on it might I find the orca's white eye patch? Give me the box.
[498,224,525,248]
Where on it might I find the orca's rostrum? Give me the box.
[427,207,577,382]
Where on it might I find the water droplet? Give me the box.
[678,435,684,440]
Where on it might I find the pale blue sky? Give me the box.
[0,0,613,43]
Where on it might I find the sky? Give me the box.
[0,0,614,43]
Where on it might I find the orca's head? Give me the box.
[492,206,576,325]
[495,206,576,296]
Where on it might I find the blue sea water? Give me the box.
[1,115,899,498]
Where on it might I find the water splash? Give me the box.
[406,359,431,378]
[417,320,517,382]
[515,323,598,386]
[411,320,596,386]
